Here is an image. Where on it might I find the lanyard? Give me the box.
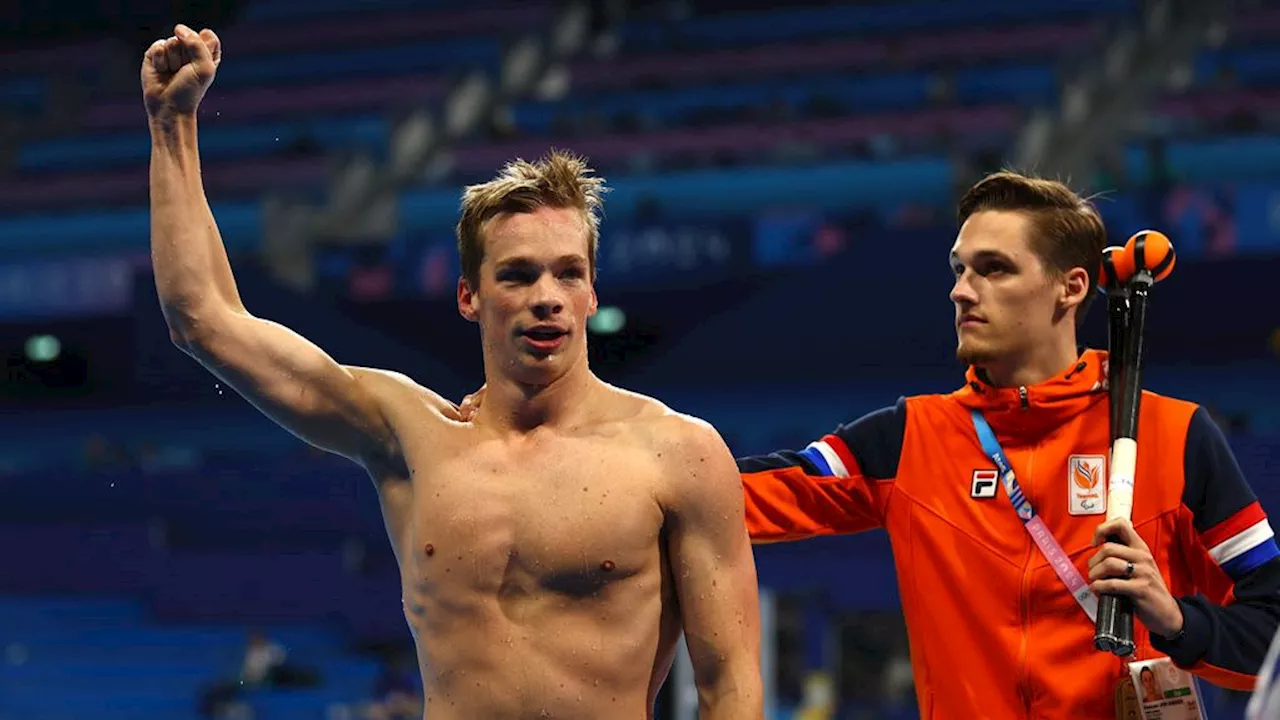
[970,409,1099,623]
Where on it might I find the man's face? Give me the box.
[949,210,1071,370]
[458,205,597,384]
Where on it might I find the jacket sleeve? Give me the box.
[1150,406,1280,690]
[736,397,906,543]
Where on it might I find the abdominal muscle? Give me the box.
[405,577,682,720]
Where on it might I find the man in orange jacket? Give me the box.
[738,171,1280,718]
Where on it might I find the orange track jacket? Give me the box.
[739,349,1280,719]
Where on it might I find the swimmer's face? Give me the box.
[949,210,1087,373]
[458,205,597,383]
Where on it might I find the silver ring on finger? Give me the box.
[1124,560,1136,579]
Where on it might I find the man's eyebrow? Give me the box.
[495,257,537,268]
[954,249,1015,264]
[494,255,587,269]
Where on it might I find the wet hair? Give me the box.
[455,149,608,289]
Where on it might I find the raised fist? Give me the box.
[142,24,221,118]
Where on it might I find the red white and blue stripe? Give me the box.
[796,436,852,479]
[1201,501,1280,580]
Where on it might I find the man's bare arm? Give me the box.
[662,416,764,720]
[146,25,397,467]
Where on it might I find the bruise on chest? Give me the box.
[409,443,666,599]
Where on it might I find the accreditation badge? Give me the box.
[1116,673,1142,720]
[1126,658,1206,720]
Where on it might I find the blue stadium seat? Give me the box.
[0,593,380,720]
[404,158,954,230]
[620,0,1134,51]
[1197,46,1280,86]
[1125,136,1280,184]
[18,115,389,172]
[243,0,458,23]
[210,38,502,88]
[0,75,46,115]
[513,72,935,134]
[0,202,261,255]
[953,63,1060,105]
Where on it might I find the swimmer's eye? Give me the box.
[559,266,586,281]
[977,260,1013,277]
[497,267,539,285]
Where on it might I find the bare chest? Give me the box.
[400,433,668,598]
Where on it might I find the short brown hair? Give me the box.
[957,170,1107,325]
[455,149,608,289]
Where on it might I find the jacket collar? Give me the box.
[952,348,1109,442]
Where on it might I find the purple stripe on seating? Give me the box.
[220,4,546,56]
[0,156,329,209]
[571,39,888,90]
[0,40,112,76]
[0,524,160,595]
[896,20,1100,64]
[451,105,1018,173]
[1156,88,1280,122]
[81,73,447,130]
[1229,7,1280,43]
[571,21,1099,90]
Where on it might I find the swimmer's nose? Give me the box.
[530,276,565,318]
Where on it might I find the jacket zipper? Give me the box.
[1017,385,1033,716]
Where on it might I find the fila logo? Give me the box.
[971,469,999,499]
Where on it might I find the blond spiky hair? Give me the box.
[455,149,609,288]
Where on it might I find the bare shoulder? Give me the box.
[346,366,463,423]
[602,384,721,445]
[601,385,738,503]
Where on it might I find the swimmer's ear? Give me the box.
[457,276,478,323]
[587,286,598,317]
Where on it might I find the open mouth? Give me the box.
[520,326,568,351]
[523,328,566,341]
